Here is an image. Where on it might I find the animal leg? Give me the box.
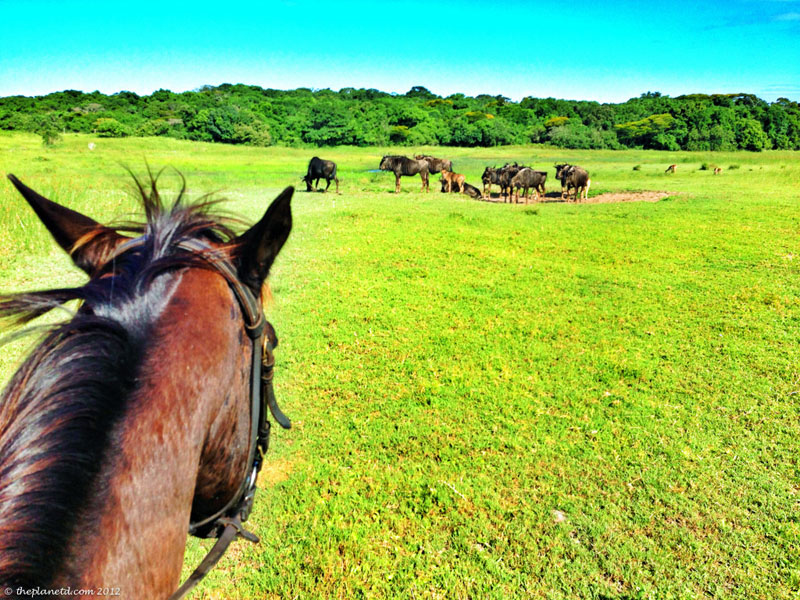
[395,174,401,193]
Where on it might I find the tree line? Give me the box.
[1,84,798,151]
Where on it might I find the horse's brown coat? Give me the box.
[0,174,293,598]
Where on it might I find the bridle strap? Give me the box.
[111,237,289,599]
[167,515,255,600]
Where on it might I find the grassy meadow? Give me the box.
[1,132,799,599]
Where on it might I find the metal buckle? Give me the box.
[217,516,259,544]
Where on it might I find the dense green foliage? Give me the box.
[1,133,799,599]
[2,85,799,151]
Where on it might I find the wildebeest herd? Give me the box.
[302,155,593,203]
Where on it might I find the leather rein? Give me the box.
[110,237,291,600]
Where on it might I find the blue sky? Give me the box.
[1,0,799,103]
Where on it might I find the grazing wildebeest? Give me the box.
[510,168,548,203]
[665,164,677,173]
[461,182,483,200]
[302,156,339,193]
[379,155,429,193]
[555,164,591,202]
[440,168,466,193]
[1,173,294,597]
[415,155,453,174]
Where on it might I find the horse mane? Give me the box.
[0,171,240,586]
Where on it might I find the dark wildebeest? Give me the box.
[303,156,339,193]
[379,156,429,193]
[498,164,522,202]
[461,182,483,200]
[665,164,677,173]
[415,155,453,174]
[510,168,547,203]
[481,166,506,198]
[440,168,466,193]
[481,163,520,198]
[555,164,591,202]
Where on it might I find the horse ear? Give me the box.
[7,174,127,275]
[235,186,293,291]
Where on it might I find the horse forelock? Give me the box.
[0,174,243,586]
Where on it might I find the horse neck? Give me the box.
[55,268,253,595]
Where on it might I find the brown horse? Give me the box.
[0,172,293,598]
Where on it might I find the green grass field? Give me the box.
[1,132,799,599]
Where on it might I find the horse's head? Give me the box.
[1,173,293,595]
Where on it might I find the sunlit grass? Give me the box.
[1,132,799,599]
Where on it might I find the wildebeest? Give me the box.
[440,168,466,193]
[665,164,677,173]
[498,164,522,202]
[510,168,547,203]
[303,156,339,193]
[379,156,429,193]
[461,182,483,200]
[481,167,499,198]
[555,164,591,202]
[481,163,518,199]
[415,155,453,174]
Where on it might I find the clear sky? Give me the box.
[1,0,799,103]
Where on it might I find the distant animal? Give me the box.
[510,168,547,203]
[303,156,339,193]
[0,173,294,597]
[415,155,453,174]
[440,178,456,193]
[665,164,677,173]
[498,164,522,202]
[379,155,429,193]
[481,166,502,198]
[555,164,591,201]
[713,167,722,175]
[461,182,483,200]
[440,168,466,193]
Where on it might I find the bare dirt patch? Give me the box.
[479,191,674,204]
[574,190,673,204]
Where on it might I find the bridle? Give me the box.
[109,236,291,600]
